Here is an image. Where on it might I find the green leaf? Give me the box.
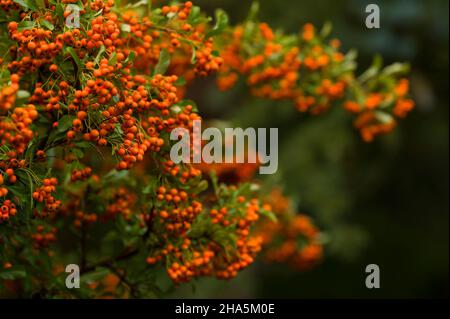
[40,19,54,31]
[358,54,383,83]
[143,178,157,194]
[375,111,394,124]
[7,183,29,205]
[190,46,197,64]
[57,115,75,132]
[66,47,82,69]
[0,270,27,280]
[205,9,229,38]
[194,180,209,194]
[55,3,64,19]
[121,24,131,33]
[94,45,106,65]
[108,52,118,66]
[71,148,84,158]
[16,90,30,100]
[74,141,92,149]
[345,49,358,61]
[382,63,410,76]
[17,20,36,30]
[153,49,171,75]
[13,0,36,10]
[81,268,110,284]
[127,0,149,9]
[246,1,260,21]
[174,76,186,86]
[260,209,277,222]
[174,99,198,112]
[103,169,129,184]
[188,6,201,25]
[320,22,333,38]
[209,171,219,196]
[124,51,136,64]
[35,0,45,8]
[13,0,28,9]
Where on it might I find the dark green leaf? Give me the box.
[143,178,157,195]
[18,20,36,30]
[81,268,110,284]
[205,9,229,38]
[66,47,82,69]
[94,45,106,65]
[188,6,201,24]
[108,52,117,66]
[153,49,171,75]
[174,76,186,86]
[71,148,84,158]
[57,115,75,132]
[40,19,54,31]
[0,270,27,280]
[35,0,45,8]
[13,0,36,10]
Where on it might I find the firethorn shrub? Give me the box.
[0,0,413,298]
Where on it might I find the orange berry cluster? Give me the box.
[0,199,17,221]
[0,160,21,185]
[155,185,202,234]
[0,104,38,155]
[0,0,19,11]
[0,0,415,296]
[71,167,93,182]
[31,225,57,249]
[347,79,415,142]
[194,41,224,76]
[0,73,19,112]
[32,178,62,216]
[262,215,323,270]
[105,187,137,220]
[194,157,259,185]
[128,1,222,80]
[0,174,8,198]
[30,81,70,112]
[146,182,267,284]
[169,201,263,283]
[73,210,98,228]
[257,189,323,270]
[216,21,414,141]
[162,158,202,182]
[0,0,216,222]
[7,23,62,75]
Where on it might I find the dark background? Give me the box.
[169,0,449,298]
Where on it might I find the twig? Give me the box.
[81,247,139,273]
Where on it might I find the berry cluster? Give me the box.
[257,189,323,270]
[31,225,57,249]
[0,0,413,298]
[0,104,38,155]
[0,73,19,112]
[0,199,16,221]
[216,22,414,141]
[32,178,62,216]
[146,182,268,284]
[71,167,93,182]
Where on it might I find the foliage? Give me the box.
[0,0,413,298]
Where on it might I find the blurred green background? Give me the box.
[169,0,449,298]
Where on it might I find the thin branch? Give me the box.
[81,247,139,273]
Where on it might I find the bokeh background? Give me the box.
[168,0,449,298]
